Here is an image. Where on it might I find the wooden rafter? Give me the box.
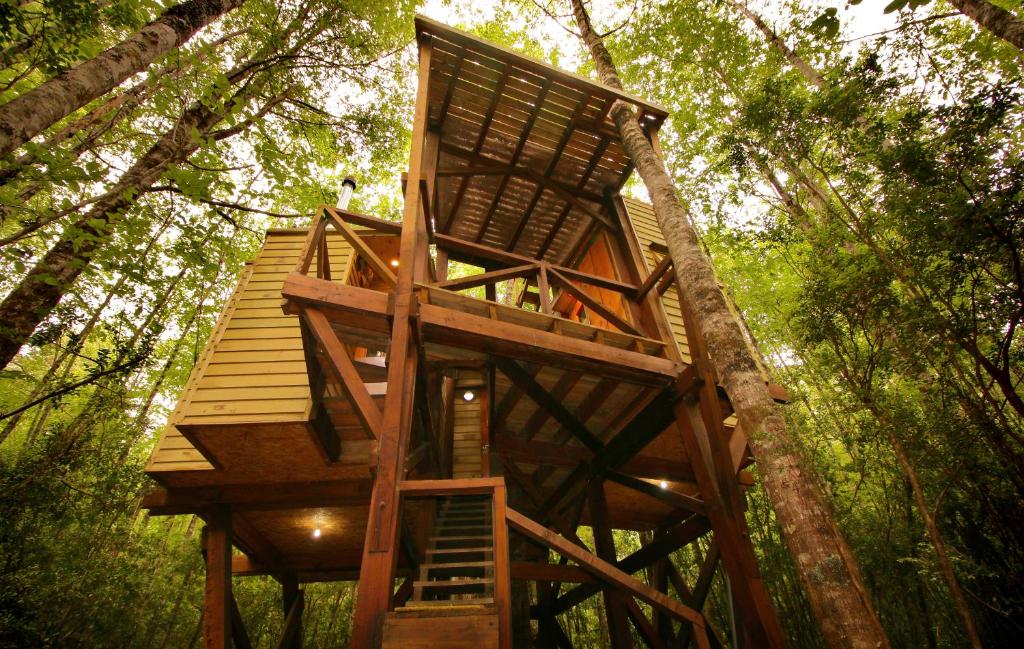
[507,92,590,252]
[537,136,612,259]
[474,77,553,242]
[442,60,511,233]
[494,358,604,452]
[521,369,582,441]
[604,469,707,516]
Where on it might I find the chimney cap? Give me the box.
[342,176,357,189]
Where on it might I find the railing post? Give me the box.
[492,480,512,649]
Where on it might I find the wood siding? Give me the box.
[622,198,691,363]
[147,229,354,475]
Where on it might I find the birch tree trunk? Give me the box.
[721,0,826,89]
[0,0,245,159]
[567,1,890,647]
[0,68,274,370]
[949,0,1024,51]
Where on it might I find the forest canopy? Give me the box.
[0,0,1022,647]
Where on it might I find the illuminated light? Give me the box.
[390,259,400,268]
[659,480,668,489]
[463,391,475,401]
[313,527,321,538]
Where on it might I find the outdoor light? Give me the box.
[312,527,321,539]
[313,513,322,539]
[659,480,668,489]
[463,391,474,401]
[390,258,400,268]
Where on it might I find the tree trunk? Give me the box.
[889,436,983,648]
[949,0,1024,51]
[0,65,271,370]
[721,0,826,89]
[566,1,891,647]
[0,0,245,158]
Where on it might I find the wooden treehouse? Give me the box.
[144,16,789,649]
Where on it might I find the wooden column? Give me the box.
[350,34,434,649]
[589,479,634,649]
[282,574,301,649]
[493,481,513,649]
[202,507,232,649]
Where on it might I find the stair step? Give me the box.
[435,525,492,534]
[425,547,494,555]
[430,535,493,543]
[395,598,495,610]
[415,578,494,589]
[421,561,495,569]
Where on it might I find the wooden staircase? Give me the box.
[403,495,495,609]
[383,495,502,648]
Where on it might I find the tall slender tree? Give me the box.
[0,0,245,158]
[565,1,891,647]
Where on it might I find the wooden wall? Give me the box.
[146,229,354,479]
[622,198,692,363]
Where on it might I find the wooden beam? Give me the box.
[511,562,596,583]
[281,273,391,335]
[552,515,711,615]
[351,35,433,649]
[325,208,397,287]
[636,255,673,302]
[624,595,668,649]
[323,205,402,235]
[294,215,327,275]
[494,358,604,453]
[202,507,232,649]
[604,470,707,516]
[434,233,639,295]
[539,137,613,260]
[275,590,304,649]
[229,591,253,649]
[142,481,372,515]
[506,508,707,632]
[435,263,539,292]
[548,268,641,336]
[302,307,383,440]
[398,476,504,496]
[419,302,678,386]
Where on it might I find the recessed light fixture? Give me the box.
[463,391,475,401]
[659,480,668,489]
[312,527,321,538]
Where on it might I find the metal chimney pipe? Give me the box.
[336,176,357,210]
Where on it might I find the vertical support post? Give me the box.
[588,479,634,649]
[493,481,513,649]
[480,376,491,477]
[282,574,301,649]
[350,34,434,649]
[202,506,232,649]
[537,263,552,314]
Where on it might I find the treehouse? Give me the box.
[144,16,788,649]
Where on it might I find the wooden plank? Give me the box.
[505,508,705,628]
[142,481,372,515]
[399,477,503,496]
[493,483,512,649]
